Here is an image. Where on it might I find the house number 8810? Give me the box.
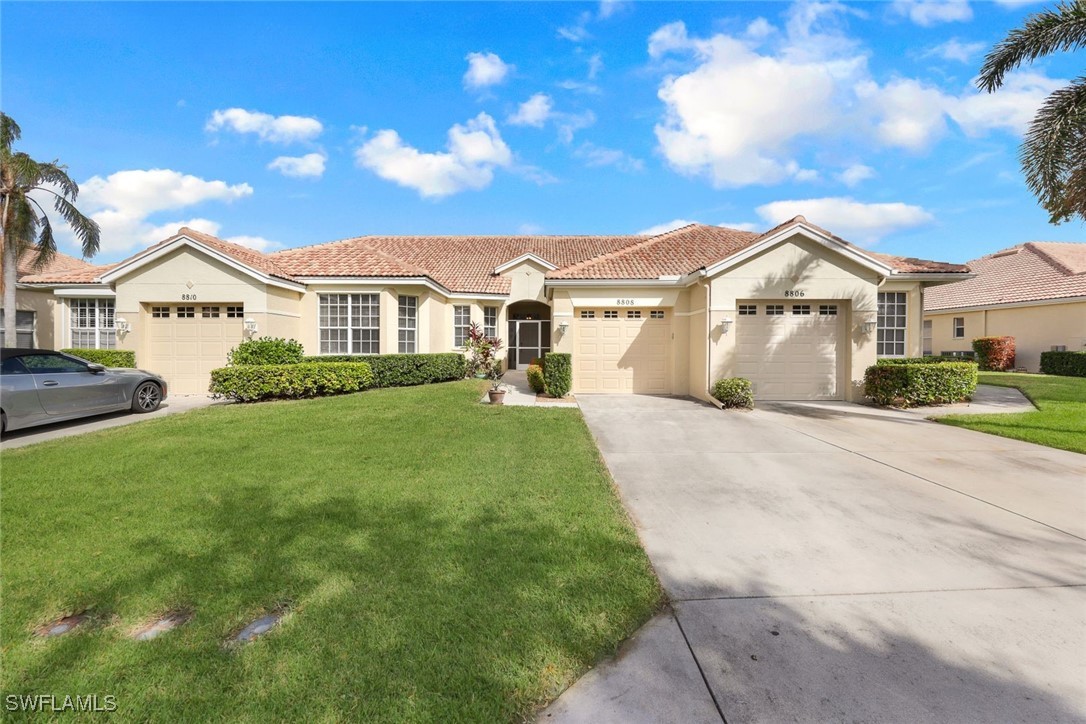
[181,294,197,301]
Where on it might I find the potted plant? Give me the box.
[487,364,506,405]
[463,322,504,379]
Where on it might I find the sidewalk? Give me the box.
[480,370,578,408]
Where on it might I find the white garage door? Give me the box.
[735,301,842,400]
[147,304,245,395]
[574,308,671,394]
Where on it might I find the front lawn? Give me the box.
[0,381,661,721]
[937,372,1086,454]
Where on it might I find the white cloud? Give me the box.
[756,197,934,244]
[508,94,554,127]
[950,71,1061,136]
[892,0,973,26]
[517,222,545,235]
[837,163,876,187]
[638,218,698,236]
[355,113,512,198]
[587,53,604,80]
[573,142,644,172]
[267,152,327,178]
[718,221,761,232]
[556,110,596,144]
[794,168,821,182]
[556,79,601,94]
[598,0,627,19]
[463,52,513,90]
[558,14,593,42]
[206,108,323,144]
[857,78,951,151]
[925,38,986,63]
[225,235,280,252]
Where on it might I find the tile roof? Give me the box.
[162,227,298,282]
[15,250,102,283]
[925,241,1086,311]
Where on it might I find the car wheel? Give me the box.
[132,382,163,413]
[1,411,6,437]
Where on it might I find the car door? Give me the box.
[19,353,119,416]
[0,356,48,429]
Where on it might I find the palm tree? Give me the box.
[1,112,100,346]
[978,1,1086,224]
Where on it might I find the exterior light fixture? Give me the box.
[860,320,877,334]
[557,320,569,334]
[114,317,131,334]
[244,318,258,337]
[719,317,733,334]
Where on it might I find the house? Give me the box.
[15,216,970,400]
[3,250,95,348]
[924,242,1086,371]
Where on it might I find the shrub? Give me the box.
[209,362,374,402]
[526,364,545,394]
[711,378,754,409]
[301,353,467,387]
[1040,350,1086,377]
[543,352,572,398]
[876,356,963,366]
[864,361,978,407]
[529,357,545,370]
[972,336,1016,371]
[60,349,136,368]
[228,337,305,366]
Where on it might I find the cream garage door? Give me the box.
[735,301,842,400]
[147,305,245,395]
[574,308,671,394]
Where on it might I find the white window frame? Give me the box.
[453,305,471,347]
[953,317,965,339]
[319,293,380,355]
[398,295,418,354]
[877,292,907,358]
[0,310,35,347]
[69,298,115,349]
[483,306,498,338]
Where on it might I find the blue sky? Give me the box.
[3,1,1082,266]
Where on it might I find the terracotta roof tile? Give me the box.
[925,241,1086,311]
[169,227,297,282]
[17,251,113,284]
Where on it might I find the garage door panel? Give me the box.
[574,309,672,395]
[736,302,842,401]
[147,305,243,395]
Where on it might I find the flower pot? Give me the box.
[488,389,506,405]
[474,372,489,379]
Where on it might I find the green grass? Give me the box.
[0,381,661,721]
[938,372,1086,454]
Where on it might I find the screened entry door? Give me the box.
[507,320,551,369]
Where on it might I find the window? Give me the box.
[20,353,88,374]
[819,304,838,316]
[766,304,784,316]
[0,310,35,347]
[580,310,595,319]
[923,319,933,356]
[650,310,665,319]
[792,304,811,315]
[226,306,244,318]
[1051,345,1067,352]
[1,356,29,375]
[69,298,115,349]
[453,305,471,347]
[319,293,380,354]
[626,310,641,319]
[176,306,195,318]
[201,306,220,318]
[953,317,965,339]
[483,306,498,338]
[877,292,907,357]
[603,310,618,319]
[151,306,170,318]
[398,296,417,354]
[738,305,757,316]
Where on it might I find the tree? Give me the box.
[1,113,100,346]
[978,1,1086,224]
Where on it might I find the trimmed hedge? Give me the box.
[229,337,305,366]
[864,361,978,407]
[1040,350,1086,377]
[543,352,573,398]
[61,349,136,368]
[972,336,1016,371]
[526,364,545,394]
[876,356,963,365]
[302,353,466,388]
[209,362,375,402]
[711,378,754,409]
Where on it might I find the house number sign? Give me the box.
[616,298,636,306]
[181,294,198,301]
[784,290,806,298]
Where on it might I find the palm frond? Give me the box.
[0,113,21,157]
[1020,77,1086,223]
[35,161,79,200]
[25,195,57,262]
[49,193,100,257]
[978,1,1086,93]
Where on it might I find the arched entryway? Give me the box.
[506,300,551,369]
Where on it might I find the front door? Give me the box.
[507,320,551,370]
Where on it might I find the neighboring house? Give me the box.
[924,242,1086,371]
[16,217,969,400]
[2,250,95,348]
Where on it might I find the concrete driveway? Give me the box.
[542,396,1086,723]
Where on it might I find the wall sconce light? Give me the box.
[719,317,733,334]
[557,320,569,334]
[860,320,877,334]
[244,318,258,337]
[114,317,131,334]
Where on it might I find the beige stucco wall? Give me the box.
[705,234,920,401]
[11,287,58,349]
[926,300,1086,371]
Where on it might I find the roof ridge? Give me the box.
[551,224,709,277]
[1024,241,1084,275]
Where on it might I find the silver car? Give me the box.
[1,348,167,434]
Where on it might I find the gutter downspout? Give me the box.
[703,278,712,399]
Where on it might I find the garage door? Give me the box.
[147,304,245,394]
[574,308,671,394]
[735,301,842,400]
